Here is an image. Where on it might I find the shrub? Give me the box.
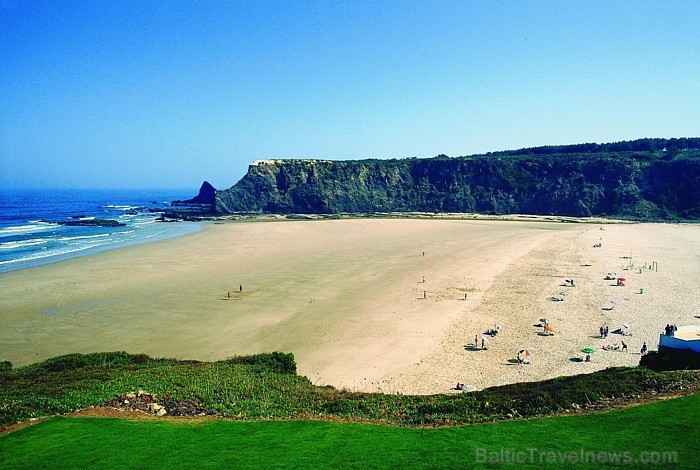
[641,348,700,371]
[224,352,297,374]
[20,352,153,375]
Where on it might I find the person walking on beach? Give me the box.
[621,340,628,352]
[604,326,609,338]
[641,342,648,355]
[474,335,478,347]
[240,284,243,293]
[227,291,231,299]
[600,326,604,338]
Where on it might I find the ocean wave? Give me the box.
[0,239,122,266]
[58,233,110,242]
[0,238,48,250]
[133,219,157,227]
[142,228,173,238]
[66,237,115,246]
[0,222,60,236]
[104,205,141,211]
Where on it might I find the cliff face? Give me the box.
[212,148,700,220]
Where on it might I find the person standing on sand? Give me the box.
[240,284,243,293]
[641,342,648,355]
[475,335,478,347]
[227,291,231,299]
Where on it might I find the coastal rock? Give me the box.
[172,181,217,207]
[54,218,126,227]
[106,392,220,417]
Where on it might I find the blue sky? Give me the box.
[2,1,699,190]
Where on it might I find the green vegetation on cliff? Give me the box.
[212,138,700,219]
[2,352,698,428]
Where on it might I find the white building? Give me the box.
[659,325,700,353]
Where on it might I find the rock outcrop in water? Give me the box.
[172,181,217,206]
[53,218,126,227]
[189,138,700,220]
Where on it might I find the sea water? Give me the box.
[0,188,203,273]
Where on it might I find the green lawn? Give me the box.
[2,393,698,469]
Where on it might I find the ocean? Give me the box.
[0,188,203,273]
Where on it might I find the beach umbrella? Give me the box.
[622,323,630,329]
[610,299,619,305]
[617,278,626,282]
[495,323,503,330]
[480,334,490,343]
[581,348,596,354]
[540,318,548,325]
[544,325,555,333]
[518,349,531,356]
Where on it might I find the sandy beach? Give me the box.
[1,218,698,394]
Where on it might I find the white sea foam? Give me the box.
[58,233,110,242]
[105,205,140,211]
[133,219,157,227]
[0,238,124,266]
[0,239,48,249]
[142,228,173,239]
[0,223,59,236]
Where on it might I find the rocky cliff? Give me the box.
[207,139,700,220]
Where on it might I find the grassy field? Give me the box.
[1,352,698,468]
[1,393,698,469]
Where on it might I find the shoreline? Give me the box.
[1,218,698,394]
[0,221,204,274]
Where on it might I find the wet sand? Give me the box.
[1,218,698,394]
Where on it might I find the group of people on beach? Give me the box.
[227,284,243,299]
[603,340,628,352]
[664,324,678,336]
